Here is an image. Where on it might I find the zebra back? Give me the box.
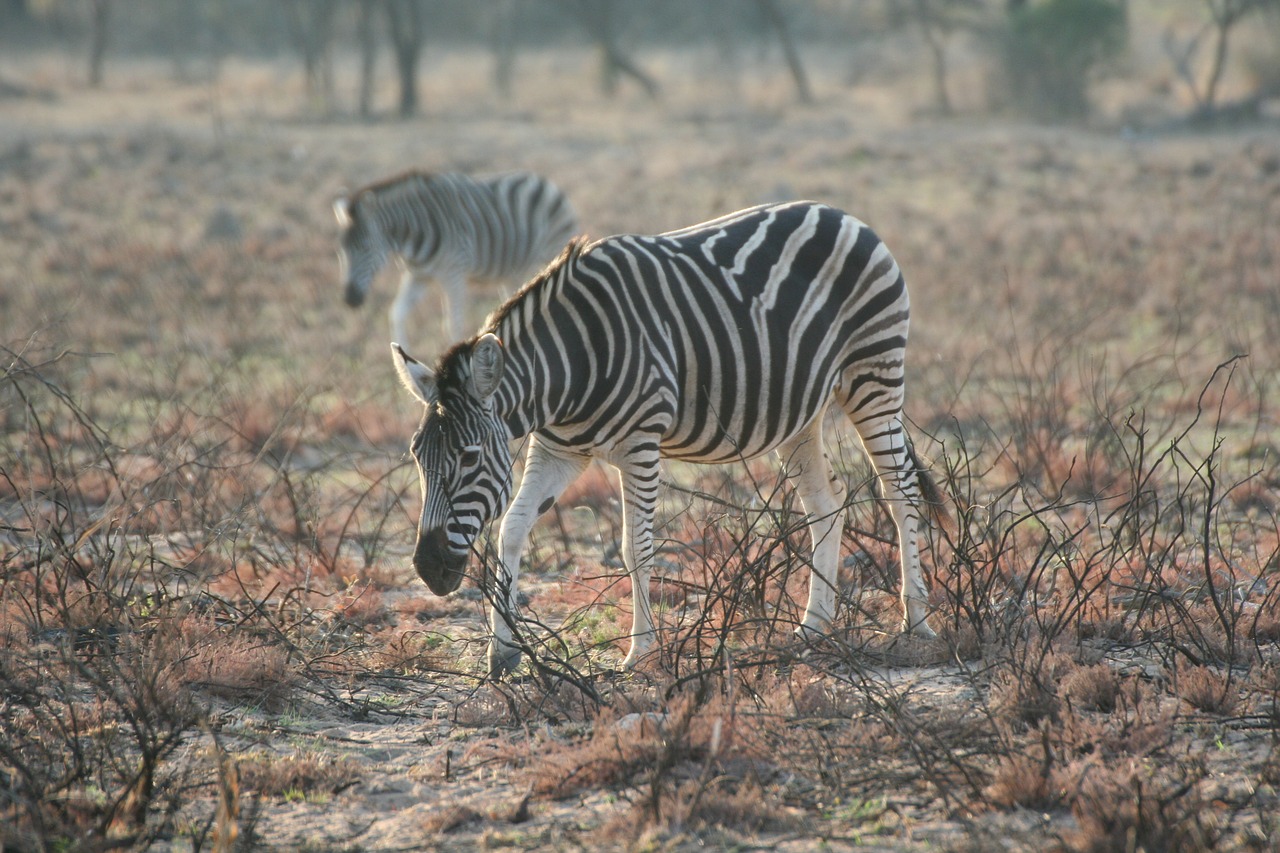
[477,201,910,463]
[346,170,578,281]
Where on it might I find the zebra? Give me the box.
[334,170,578,345]
[391,200,945,677]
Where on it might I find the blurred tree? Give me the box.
[1164,0,1279,120]
[285,0,337,112]
[756,0,811,103]
[999,0,1127,120]
[357,0,378,117]
[909,0,984,115]
[88,0,109,87]
[385,0,425,116]
[3,0,31,20]
[489,0,517,97]
[560,0,660,99]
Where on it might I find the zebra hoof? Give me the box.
[620,633,657,671]
[794,621,827,644]
[487,641,522,680]
[903,618,938,639]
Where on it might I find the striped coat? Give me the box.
[393,201,943,677]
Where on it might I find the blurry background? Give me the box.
[4,0,1279,123]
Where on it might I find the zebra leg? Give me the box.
[839,391,936,638]
[777,413,846,637]
[440,272,468,342]
[390,270,426,346]
[489,435,590,678]
[612,440,662,670]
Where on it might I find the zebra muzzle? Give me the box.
[413,528,467,595]
[344,281,366,308]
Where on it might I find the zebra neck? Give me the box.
[491,314,570,441]
[388,217,434,261]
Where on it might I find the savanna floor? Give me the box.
[3,47,1280,851]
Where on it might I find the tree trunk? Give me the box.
[88,0,110,88]
[912,0,952,115]
[564,0,659,99]
[358,0,378,118]
[385,0,425,117]
[1201,0,1251,113]
[490,0,518,97]
[285,0,337,112]
[1202,16,1231,111]
[756,0,812,103]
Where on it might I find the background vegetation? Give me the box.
[2,1,1280,850]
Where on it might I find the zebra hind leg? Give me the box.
[841,400,936,638]
[777,413,846,639]
[613,439,664,670]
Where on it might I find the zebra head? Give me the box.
[392,336,512,596]
[334,195,390,309]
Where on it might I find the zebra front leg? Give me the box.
[613,441,662,670]
[778,417,845,639]
[440,272,469,342]
[390,270,427,346]
[489,438,590,678]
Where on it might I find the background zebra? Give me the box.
[391,200,946,677]
[334,170,578,346]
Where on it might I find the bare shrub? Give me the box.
[0,351,210,847]
[1062,664,1121,713]
[1249,607,1280,646]
[364,627,451,675]
[515,683,775,831]
[1176,665,1239,716]
[174,617,295,710]
[601,776,799,845]
[1066,759,1222,852]
[1068,678,1177,761]
[990,666,1061,730]
[981,730,1082,813]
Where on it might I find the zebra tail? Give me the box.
[908,441,952,529]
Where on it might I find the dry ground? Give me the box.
[3,46,1280,852]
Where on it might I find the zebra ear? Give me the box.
[469,333,505,400]
[392,343,438,406]
[333,196,352,227]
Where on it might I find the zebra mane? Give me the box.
[421,237,590,406]
[481,235,594,332]
[430,340,473,401]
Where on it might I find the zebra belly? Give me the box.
[657,382,836,464]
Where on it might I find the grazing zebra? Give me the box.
[334,170,578,345]
[391,201,945,677]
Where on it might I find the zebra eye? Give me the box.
[458,447,482,469]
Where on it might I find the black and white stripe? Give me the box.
[393,201,943,677]
[336,170,578,345]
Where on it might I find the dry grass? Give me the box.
[236,750,362,800]
[2,36,1280,851]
